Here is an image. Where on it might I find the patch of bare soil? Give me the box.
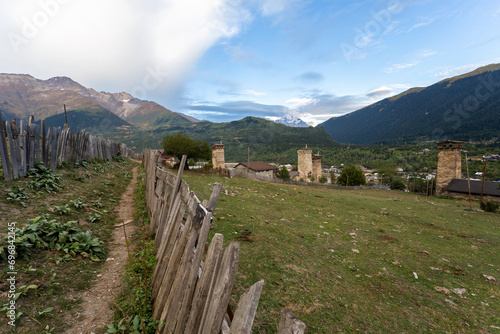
[64,166,138,334]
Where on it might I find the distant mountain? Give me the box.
[319,64,500,145]
[144,116,338,162]
[274,114,309,127]
[0,73,197,129]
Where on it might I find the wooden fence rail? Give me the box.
[0,111,139,180]
[143,149,306,333]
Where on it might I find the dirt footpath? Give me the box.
[64,166,139,334]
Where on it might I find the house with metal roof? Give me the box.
[233,162,278,178]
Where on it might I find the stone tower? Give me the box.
[297,147,313,181]
[211,142,225,169]
[312,153,322,181]
[436,140,464,195]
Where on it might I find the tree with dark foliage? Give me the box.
[162,133,211,169]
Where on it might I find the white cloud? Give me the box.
[243,89,267,96]
[0,0,251,100]
[366,86,394,99]
[385,62,418,73]
[407,16,439,32]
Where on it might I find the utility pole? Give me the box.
[480,159,488,207]
[465,152,472,209]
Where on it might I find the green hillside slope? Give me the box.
[319,64,500,145]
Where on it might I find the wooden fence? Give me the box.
[0,111,138,181]
[143,149,306,334]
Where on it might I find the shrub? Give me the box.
[480,201,499,213]
[277,166,290,180]
[26,162,62,193]
[390,178,406,191]
[0,216,105,261]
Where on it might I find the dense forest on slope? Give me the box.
[319,64,500,145]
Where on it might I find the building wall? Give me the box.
[436,141,463,195]
[312,155,322,181]
[211,144,225,169]
[297,148,313,181]
[234,165,274,178]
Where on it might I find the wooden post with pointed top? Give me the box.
[64,104,68,130]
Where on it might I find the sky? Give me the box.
[1,0,500,125]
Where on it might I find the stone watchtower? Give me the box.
[436,140,464,195]
[211,142,225,169]
[312,153,322,181]
[297,147,313,181]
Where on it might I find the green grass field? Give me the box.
[183,172,500,333]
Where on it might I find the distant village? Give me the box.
[157,141,500,202]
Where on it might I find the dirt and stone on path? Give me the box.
[64,165,139,334]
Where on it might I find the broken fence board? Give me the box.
[277,309,307,334]
[229,280,264,334]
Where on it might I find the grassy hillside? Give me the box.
[183,172,499,333]
[320,64,500,145]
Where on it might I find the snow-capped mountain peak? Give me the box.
[274,114,310,127]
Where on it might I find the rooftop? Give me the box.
[235,161,278,172]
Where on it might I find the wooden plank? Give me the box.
[6,122,18,179]
[0,114,14,180]
[152,196,187,292]
[49,128,59,170]
[34,124,40,163]
[152,215,193,316]
[206,183,223,212]
[199,242,240,334]
[184,233,224,333]
[20,121,27,176]
[173,208,218,334]
[11,119,23,177]
[167,155,187,210]
[277,309,307,334]
[41,120,46,166]
[159,212,213,334]
[229,280,264,334]
[27,124,36,168]
[151,193,184,285]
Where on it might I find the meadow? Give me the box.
[183,172,500,333]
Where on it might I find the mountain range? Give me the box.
[1,64,499,156]
[319,64,500,145]
[0,73,336,158]
[0,73,194,130]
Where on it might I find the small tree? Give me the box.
[330,171,336,184]
[277,166,290,180]
[319,175,327,184]
[338,165,366,186]
[162,133,211,169]
[390,178,406,191]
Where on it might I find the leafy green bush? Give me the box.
[71,198,87,209]
[277,166,290,180]
[319,175,327,184]
[480,201,499,213]
[0,216,105,261]
[26,162,62,193]
[390,178,406,191]
[5,186,29,207]
[54,204,71,215]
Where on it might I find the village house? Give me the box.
[233,162,278,178]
